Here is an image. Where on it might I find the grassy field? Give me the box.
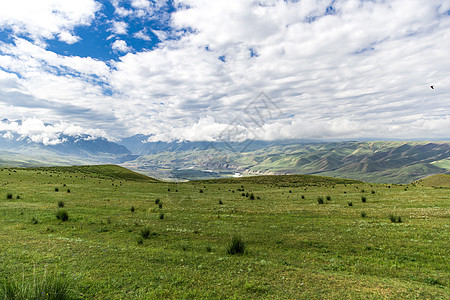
[0,165,448,299]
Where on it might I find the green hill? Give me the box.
[17,164,159,182]
[198,174,361,187]
[414,174,450,187]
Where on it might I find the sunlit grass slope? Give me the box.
[0,165,448,299]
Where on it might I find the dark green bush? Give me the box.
[140,227,151,239]
[58,201,65,208]
[361,211,367,218]
[389,214,402,223]
[361,196,367,203]
[56,210,69,221]
[317,197,324,204]
[6,193,13,199]
[227,235,246,255]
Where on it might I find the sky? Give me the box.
[0,0,449,145]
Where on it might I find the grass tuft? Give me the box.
[227,235,246,255]
[56,210,69,221]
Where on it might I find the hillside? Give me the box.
[20,165,159,182]
[0,166,448,298]
[124,141,450,183]
[414,174,450,187]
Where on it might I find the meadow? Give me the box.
[0,165,448,299]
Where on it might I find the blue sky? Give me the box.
[0,0,449,145]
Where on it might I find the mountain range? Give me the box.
[1,126,449,183]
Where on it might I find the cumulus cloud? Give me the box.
[0,0,450,143]
[111,39,133,53]
[0,118,110,145]
[110,21,129,35]
[0,0,99,45]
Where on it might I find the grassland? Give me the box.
[0,165,449,299]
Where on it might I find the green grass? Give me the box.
[0,165,448,298]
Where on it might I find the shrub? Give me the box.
[67,189,71,193]
[140,227,151,239]
[249,193,255,200]
[206,245,212,252]
[31,217,38,224]
[6,193,13,199]
[199,189,203,193]
[0,272,76,299]
[58,201,65,208]
[55,187,59,192]
[155,198,160,204]
[348,202,353,206]
[361,211,367,218]
[326,195,331,201]
[371,190,376,194]
[137,236,144,245]
[158,202,163,209]
[56,210,69,221]
[389,214,402,223]
[227,235,246,255]
[361,196,367,203]
[317,196,324,204]
[218,200,223,205]
[130,206,135,212]
[301,195,305,199]
[159,213,164,220]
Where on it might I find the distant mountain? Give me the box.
[1,123,449,184]
[122,141,450,183]
[117,134,315,155]
[0,131,131,164]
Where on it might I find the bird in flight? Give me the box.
[430,86,434,89]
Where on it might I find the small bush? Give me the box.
[206,245,212,252]
[140,227,151,239]
[58,201,65,208]
[326,195,331,201]
[67,189,71,193]
[56,210,69,221]
[361,211,367,218]
[158,202,163,209]
[361,196,367,203]
[301,195,305,199]
[317,196,324,204]
[249,193,255,200]
[6,193,13,199]
[371,190,376,194]
[155,198,160,204]
[16,195,20,199]
[389,214,402,223]
[199,189,203,193]
[137,236,144,245]
[159,213,164,220]
[130,206,135,212]
[55,187,59,192]
[218,200,223,205]
[227,235,246,255]
[0,272,76,299]
[348,202,353,206]
[31,217,38,224]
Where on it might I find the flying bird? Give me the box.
[430,86,434,89]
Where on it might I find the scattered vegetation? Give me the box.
[55,210,69,221]
[227,235,246,255]
[389,214,402,223]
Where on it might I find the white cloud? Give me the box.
[110,21,128,35]
[0,118,110,145]
[0,0,99,45]
[1,0,450,143]
[58,31,80,44]
[133,30,152,41]
[111,39,133,53]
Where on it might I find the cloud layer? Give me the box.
[0,0,449,143]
